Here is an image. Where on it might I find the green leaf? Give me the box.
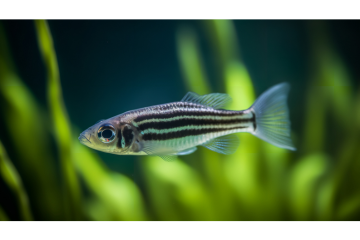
[35,20,82,220]
[0,206,8,221]
[142,156,215,220]
[0,21,62,220]
[72,141,148,220]
[0,140,33,220]
[288,153,328,220]
[176,26,211,95]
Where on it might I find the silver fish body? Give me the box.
[79,83,296,161]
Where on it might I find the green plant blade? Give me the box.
[0,140,33,221]
[35,20,82,220]
[176,26,211,95]
[142,156,215,220]
[0,22,62,220]
[72,140,148,220]
[288,153,328,220]
[0,205,8,221]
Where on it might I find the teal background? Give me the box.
[0,20,359,221]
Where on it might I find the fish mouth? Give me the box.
[78,133,91,144]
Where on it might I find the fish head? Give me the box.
[78,117,121,153]
[78,117,138,154]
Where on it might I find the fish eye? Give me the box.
[97,124,116,143]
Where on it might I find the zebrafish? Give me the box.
[79,83,296,161]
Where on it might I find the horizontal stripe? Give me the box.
[142,125,247,141]
[135,105,245,123]
[142,122,250,135]
[136,112,249,126]
[134,103,204,119]
[136,110,242,122]
[129,102,253,141]
[138,116,253,131]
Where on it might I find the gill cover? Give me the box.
[117,124,136,151]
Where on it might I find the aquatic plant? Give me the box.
[0,20,359,221]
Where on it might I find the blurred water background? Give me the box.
[0,20,359,221]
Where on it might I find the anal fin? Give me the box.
[201,134,240,155]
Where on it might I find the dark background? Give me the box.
[2,20,360,174]
[1,20,360,220]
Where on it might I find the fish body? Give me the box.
[79,83,296,161]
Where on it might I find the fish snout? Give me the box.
[78,131,92,145]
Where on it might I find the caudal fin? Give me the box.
[250,82,296,151]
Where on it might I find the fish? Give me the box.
[79,82,296,161]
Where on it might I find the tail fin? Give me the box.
[250,82,296,151]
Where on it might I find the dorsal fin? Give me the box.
[181,92,232,109]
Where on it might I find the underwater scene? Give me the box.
[0,20,359,221]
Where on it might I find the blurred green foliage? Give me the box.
[0,20,359,221]
[0,140,32,220]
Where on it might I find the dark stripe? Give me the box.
[251,111,257,131]
[142,126,247,141]
[138,117,253,131]
[135,108,244,123]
